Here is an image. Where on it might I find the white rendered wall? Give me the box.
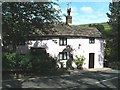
[26,37,104,69]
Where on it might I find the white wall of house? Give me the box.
[20,37,105,69]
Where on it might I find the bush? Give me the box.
[30,53,58,75]
[75,55,85,69]
[18,54,32,72]
[2,52,32,72]
[3,50,58,76]
[2,52,18,70]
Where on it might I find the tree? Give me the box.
[106,2,120,63]
[2,1,61,51]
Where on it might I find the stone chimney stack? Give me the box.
[66,8,72,25]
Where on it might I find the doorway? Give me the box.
[89,53,94,68]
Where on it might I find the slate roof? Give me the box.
[51,24,102,37]
[35,24,102,37]
[32,24,102,38]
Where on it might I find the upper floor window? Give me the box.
[59,38,67,46]
[89,38,95,44]
[59,52,67,60]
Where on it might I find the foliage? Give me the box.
[2,52,17,70]
[106,2,120,62]
[63,45,74,70]
[100,23,111,31]
[2,52,32,72]
[2,51,58,76]
[2,2,61,51]
[75,55,85,69]
[30,52,58,75]
[30,47,57,74]
[18,54,32,72]
[109,61,120,70]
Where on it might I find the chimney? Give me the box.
[66,8,72,25]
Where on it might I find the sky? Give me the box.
[54,0,112,25]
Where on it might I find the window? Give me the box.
[89,38,95,44]
[59,38,67,46]
[59,52,67,60]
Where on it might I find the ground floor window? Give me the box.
[59,52,67,60]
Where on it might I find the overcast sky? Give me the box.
[54,0,112,25]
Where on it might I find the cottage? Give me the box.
[16,7,105,69]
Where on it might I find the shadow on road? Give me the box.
[2,70,120,89]
[2,80,22,89]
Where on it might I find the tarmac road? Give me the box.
[2,68,120,89]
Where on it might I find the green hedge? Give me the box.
[30,54,58,74]
[2,52,32,72]
[2,51,58,75]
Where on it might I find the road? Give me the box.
[2,69,120,89]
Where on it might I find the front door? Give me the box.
[89,53,94,68]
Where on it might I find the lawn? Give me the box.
[80,22,111,31]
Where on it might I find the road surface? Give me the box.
[2,69,120,89]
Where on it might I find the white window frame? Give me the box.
[59,38,67,46]
[59,52,67,60]
[89,38,95,44]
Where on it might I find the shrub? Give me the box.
[18,54,32,72]
[30,53,58,75]
[2,52,32,73]
[75,55,85,69]
[3,50,58,76]
[2,52,18,70]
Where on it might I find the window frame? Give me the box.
[89,37,95,44]
[59,52,67,60]
[59,38,67,46]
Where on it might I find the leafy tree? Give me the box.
[2,1,61,77]
[106,2,120,62]
[2,1,61,51]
